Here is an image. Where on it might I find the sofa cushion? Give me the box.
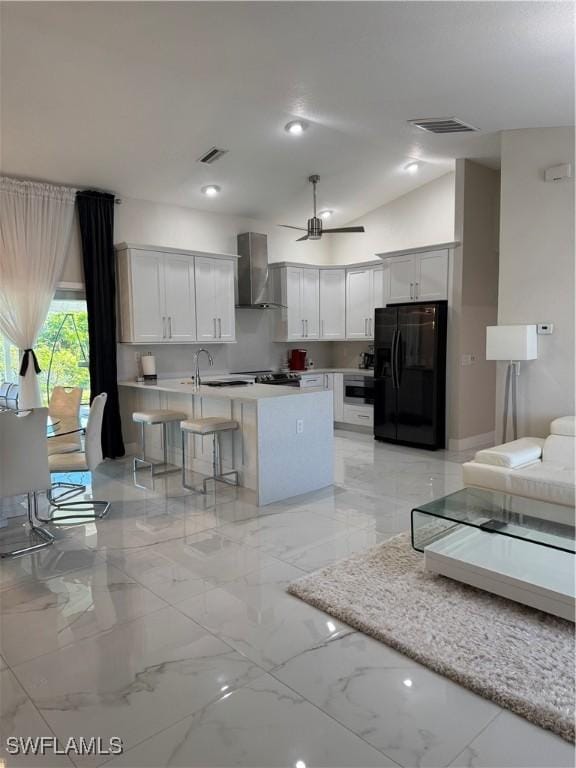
[542,434,575,467]
[473,438,544,469]
[510,463,576,508]
[550,416,576,437]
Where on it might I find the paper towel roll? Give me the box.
[141,355,156,376]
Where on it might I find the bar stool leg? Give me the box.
[163,423,169,469]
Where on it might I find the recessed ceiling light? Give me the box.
[319,210,333,220]
[201,184,221,197]
[405,162,420,174]
[285,120,308,136]
[403,678,413,688]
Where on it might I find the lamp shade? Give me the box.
[486,325,538,361]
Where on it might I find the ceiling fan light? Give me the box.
[405,161,420,174]
[201,184,221,197]
[285,120,308,136]
[319,210,333,219]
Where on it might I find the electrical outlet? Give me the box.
[296,419,304,434]
[537,323,554,335]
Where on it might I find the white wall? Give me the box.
[329,172,455,264]
[498,127,575,437]
[448,160,500,450]
[59,193,331,285]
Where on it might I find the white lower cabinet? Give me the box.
[332,373,344,422]
[343,404,374,428]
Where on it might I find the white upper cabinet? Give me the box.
[116,245,236,343]
[382,249,449,303]
[388,255,415,303]
[194,256,236,342]
[346,266,383,339]
[415,250,449,301]
[346,267,372,339]
[302,268,320,339]
[273,266,320,340]
[127,250,166,343]
[163,254,197,342]
[212,258,236,341]
[319,269,346,340]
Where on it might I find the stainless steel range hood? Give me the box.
[236,232,284,309]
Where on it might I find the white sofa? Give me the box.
[463,416,575,508]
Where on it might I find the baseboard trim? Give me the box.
[448,431,495,452]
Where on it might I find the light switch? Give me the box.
[537,323,554,335]
[296,419,304,434]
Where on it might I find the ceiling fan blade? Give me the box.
[296,235,309,242]
[322,226,365,234]
[279,224,308,231]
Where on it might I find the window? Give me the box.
[0,292,90,405]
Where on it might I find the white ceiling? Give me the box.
[1,2,573,225]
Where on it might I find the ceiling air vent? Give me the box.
[198,146,228,164]
[408,117,477,134]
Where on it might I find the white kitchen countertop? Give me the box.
[118,379,328,402]
[300,368,374,376]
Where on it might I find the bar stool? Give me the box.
[132,409,187,478]
[180,417,239,494]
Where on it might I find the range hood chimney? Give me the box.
[236,232,283,309]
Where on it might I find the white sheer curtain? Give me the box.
[0,177,77,408]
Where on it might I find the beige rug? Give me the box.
[288,532,575,743]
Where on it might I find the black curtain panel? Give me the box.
[76,190,125,459]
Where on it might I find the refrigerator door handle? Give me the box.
[394,330,402,389]
[391,329,398,389]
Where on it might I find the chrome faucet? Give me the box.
[192,348,214,388]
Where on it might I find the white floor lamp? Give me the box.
[486,325,538,442]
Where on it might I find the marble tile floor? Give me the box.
[0,431,573,768]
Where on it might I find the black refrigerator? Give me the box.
[374,301,447,450]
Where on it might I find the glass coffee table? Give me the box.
[412,487,575,622]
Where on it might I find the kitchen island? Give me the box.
[118,379,334,505]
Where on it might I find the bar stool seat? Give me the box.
[133,410,187,424]
[181,417,239,494]
[181,417,239,434]
[132,409,187,480]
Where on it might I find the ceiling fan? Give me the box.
[280,175,365,241]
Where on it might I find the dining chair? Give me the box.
[0,382,12,409]
[0,408,54,558]
[5,383,19,410]
[47,386,83,455]
[41,392,111,523]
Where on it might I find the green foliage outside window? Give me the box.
[1,299,90,406]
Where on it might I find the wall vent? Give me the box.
[198,147,228,164]
[408,117,477,134]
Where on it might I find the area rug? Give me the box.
[288,532,575,742]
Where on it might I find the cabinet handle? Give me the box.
[162,316,166,339]
[410,283,414,300]
[213,318,217,338]
[414,282,419,299]
[305,319,309,337]
[302,319,305,337]
[357,414,370,419]
[218,318,222,338]
[321,319,324,337]
[168,316,172,338]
